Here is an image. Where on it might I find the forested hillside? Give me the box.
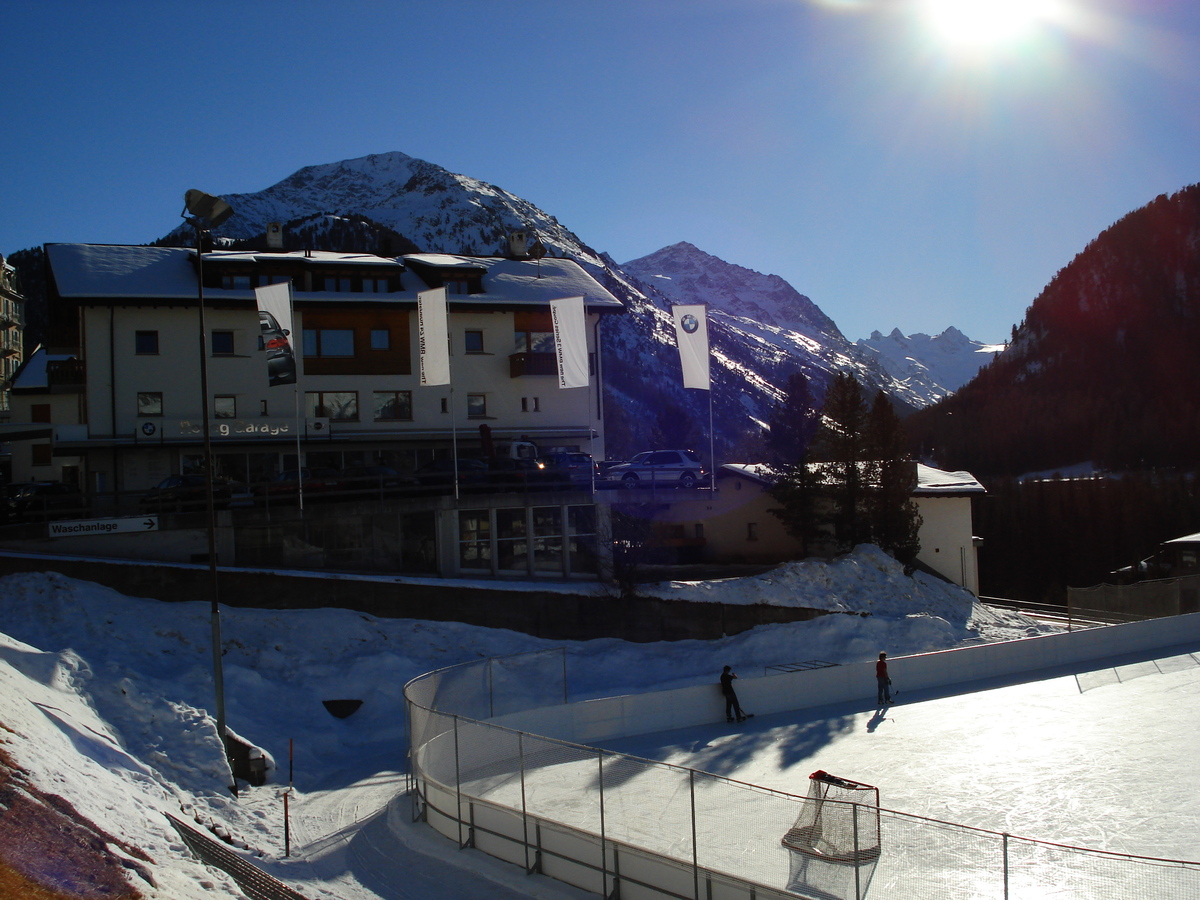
[907,184,1200,477]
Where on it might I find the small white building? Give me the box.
[633,462,985,594]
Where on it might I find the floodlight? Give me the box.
[184,189,234,228]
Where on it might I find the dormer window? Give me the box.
[444,277,470,295]
[322,275,352,292]
[221,274,251,289]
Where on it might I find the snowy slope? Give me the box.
[0,552,1047,899]
[856,326,1006,402]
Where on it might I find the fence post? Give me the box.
[519,732,530,874]
[852,802,861,900]
[598,749,609,898]
[453,715,464,848]
[690,769,700,900]
[1003,832,1010,900]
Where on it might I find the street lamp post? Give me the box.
[182,189,235,793]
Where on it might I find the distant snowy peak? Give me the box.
[856,326,1006,400]
[621,242,844,342]
[172,151,605,267]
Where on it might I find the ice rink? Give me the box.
[453,641,1200,899]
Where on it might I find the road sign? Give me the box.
[48,516,159,537]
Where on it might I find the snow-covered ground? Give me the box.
[4,546,1183,900]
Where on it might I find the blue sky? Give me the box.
[2,0,1197,342]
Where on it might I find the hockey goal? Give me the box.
[781,770,881,862]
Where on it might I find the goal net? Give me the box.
[781,770,881,862]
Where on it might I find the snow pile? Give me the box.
[0,561,1053,899]
[645,545,971,617]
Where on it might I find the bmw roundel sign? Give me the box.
[680,313,699,334]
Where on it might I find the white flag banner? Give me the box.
[550,296,588,389]
[673,304,710,390]
[254,281,297,387]
[418,287,451,386]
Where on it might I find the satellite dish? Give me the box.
[184,189,235,228]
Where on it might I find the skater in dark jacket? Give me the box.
[876,652,892,705]
[721,665,747,722]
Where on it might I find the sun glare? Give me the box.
[921,0,1057,49]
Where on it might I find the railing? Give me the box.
[405,649,1200,900]
[508,351,558,377]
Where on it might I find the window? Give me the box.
[137,392,163,417]
[221,274,252,289]
[747,522,759,541]
[363,277,389,293]
[302,328,355,357]
[305,391,358,421]
[444,277,469,295]
[322,276,352,292]
[465,330,484,353]
[514,330,555,353]
[135,331,159,355]
[214,396,236,419]
[440,398,449,414]
[695,524,705,540]
[32,444,52,466]
[374,391,412,421]
[260,400,269,416]
[370,329,390,350]
[467,394,487,418]
[31,403,51,423]
[211,331,235,355]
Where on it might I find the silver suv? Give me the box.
[603,449,707,488]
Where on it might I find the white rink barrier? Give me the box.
[492,610,1200,745]
[402,617,1200,900]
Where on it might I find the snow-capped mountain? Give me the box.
[856,327,1005,404]
[158,151,963,457]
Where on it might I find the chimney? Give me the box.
[266,222,284,250]
[508,231,529,258]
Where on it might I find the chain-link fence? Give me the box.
[405,650,1200,900]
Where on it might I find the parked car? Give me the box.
[414,458,490,488]
[259,310,297,387]
[601,449,707,489]
[333,465,418,496]
[6,482,88,521]
[253,467,341,502]
[139,474,234,511]
[488,457,553,490]
[537,452,600,487]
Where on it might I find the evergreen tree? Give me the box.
[865,392,922,564]
[766,371,819,467]
[811,373,869,551]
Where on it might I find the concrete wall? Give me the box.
[0,551,828,643]
[494,611,1200,744]
[913,494,979,594]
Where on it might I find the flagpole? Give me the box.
[290,283,305,511]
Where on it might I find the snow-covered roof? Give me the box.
[47,244,198,299]
[718,461,984,495]
[45,243,624,310]
[914,464,986,495]
[10,347,77,390]
[1164,532,1200,546]
[207,249,403,267]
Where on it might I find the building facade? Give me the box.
[8,241,623,580]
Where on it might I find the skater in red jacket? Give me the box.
[876,652,892,706]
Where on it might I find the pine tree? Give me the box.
[811,373,869,551]
[865,392,922,564]
[767,371,819,467]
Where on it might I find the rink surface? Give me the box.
[598,642,1200,862]
[290,640,1200,900]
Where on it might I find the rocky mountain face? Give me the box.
[856,326,1005,404]
[906,183,1200,476]
[155,151,980,461]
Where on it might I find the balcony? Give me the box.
[508,352,557,378]
[46,358,86,392]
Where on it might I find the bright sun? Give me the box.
[920,0,1057,49]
